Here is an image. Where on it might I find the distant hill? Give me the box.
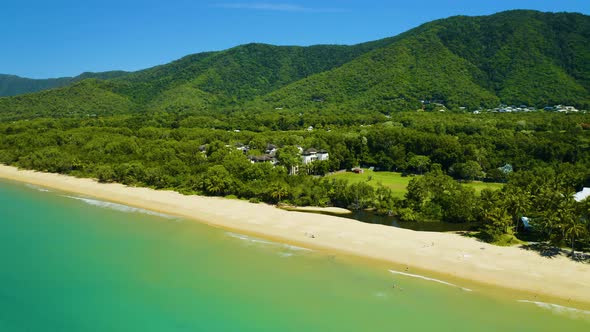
[0,71,128,97]
[0,10,588,120]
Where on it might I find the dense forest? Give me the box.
[0,10,589,120]
[0,10,589,251]
[0,110,590,251]
[0,71,128,97]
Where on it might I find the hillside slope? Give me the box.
[0,71,128,97]
[0,10,588,120]
[261,10,590,111]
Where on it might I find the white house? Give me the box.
[301,148,329,165]
[301,148,318,164]
[574,187,590,202]
[317,150,329,161]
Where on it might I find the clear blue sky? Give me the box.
[1,0,588,78]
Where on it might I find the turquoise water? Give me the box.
[0,179,589,331]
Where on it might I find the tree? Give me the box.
[269,182,290,203]
[407,155,431,174]
[450,161,483,181]
[501,186,531,232]
[276,145,301,175]
[563,218,587,257]
[202,165,233,195]
[95,165,115,183]
[481,207,513,242]
[537,193,577,246]
[346,182,374,210]
[441,186,479,223]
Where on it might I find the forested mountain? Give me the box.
[261,10,590,111]
[0,71,128,97]
[0,74,70,97]
[112,39,395,106]
[0,10,588,120]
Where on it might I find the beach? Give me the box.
[1,164,589,308]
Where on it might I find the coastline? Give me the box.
[278,205,352,215]
[1,165,590,308]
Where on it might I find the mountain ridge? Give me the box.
[1,10,588,120]
[0,71,129,97]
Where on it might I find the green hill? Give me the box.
[112,40,396,106]
[0,71,128,97]
[261,10,590,111]
[0,79,135,119]
[0,10,588,120]
[0,74,71,97]
[0,41,393,119]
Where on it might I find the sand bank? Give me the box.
[278,205,352,215]
[1,165,589,307]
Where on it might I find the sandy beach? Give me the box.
[1,164,589,308]
[278,205,352,214]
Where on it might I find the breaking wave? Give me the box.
[226,232,313,254]
[517,300,590,318]
[63,195,178,220]
[389,269,472,292]
[226,232,276,245]
[25,184,50,192]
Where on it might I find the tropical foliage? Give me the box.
[1,10,589,119]
[0,10,589,251]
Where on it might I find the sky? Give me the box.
[1,0,588,78]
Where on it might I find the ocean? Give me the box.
[0,179,588,331]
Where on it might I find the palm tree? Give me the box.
[564,219,587,257]
[540,193,578,248]
[503,187,531,231]
[270,182,289,203]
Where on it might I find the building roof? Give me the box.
[248,154,274,162]
[574,187,590,202]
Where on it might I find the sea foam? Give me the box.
[63,195,178,220]
[389,269,472,292]
[226,232,313,254]
[517,300,590,318]
[25,184,50,192]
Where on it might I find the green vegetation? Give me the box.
[328,169,503,197]
[328,170,410,197]
[1,10,589,121]
[0,10,589,252]
[0,110,589,250]
[0,71,128,97]
[261,10,590,111]
[465,181,504,193]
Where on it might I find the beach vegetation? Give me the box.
[0,10,590,250]
[1,110,590,251]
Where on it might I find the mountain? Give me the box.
[0,10,588,120]
[261,10,590,111]
[0,74,71,97]
[0,40,394,119]
[114,39,396,106]
[0,71,128,97]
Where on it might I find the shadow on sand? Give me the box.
[520,242,590,263]
[457,232,590,263]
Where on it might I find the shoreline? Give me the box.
[277,205,352,215]
[1,165,590,309]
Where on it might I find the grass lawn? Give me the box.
[327,169,503,197]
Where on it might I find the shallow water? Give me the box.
[1,179,588,331]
